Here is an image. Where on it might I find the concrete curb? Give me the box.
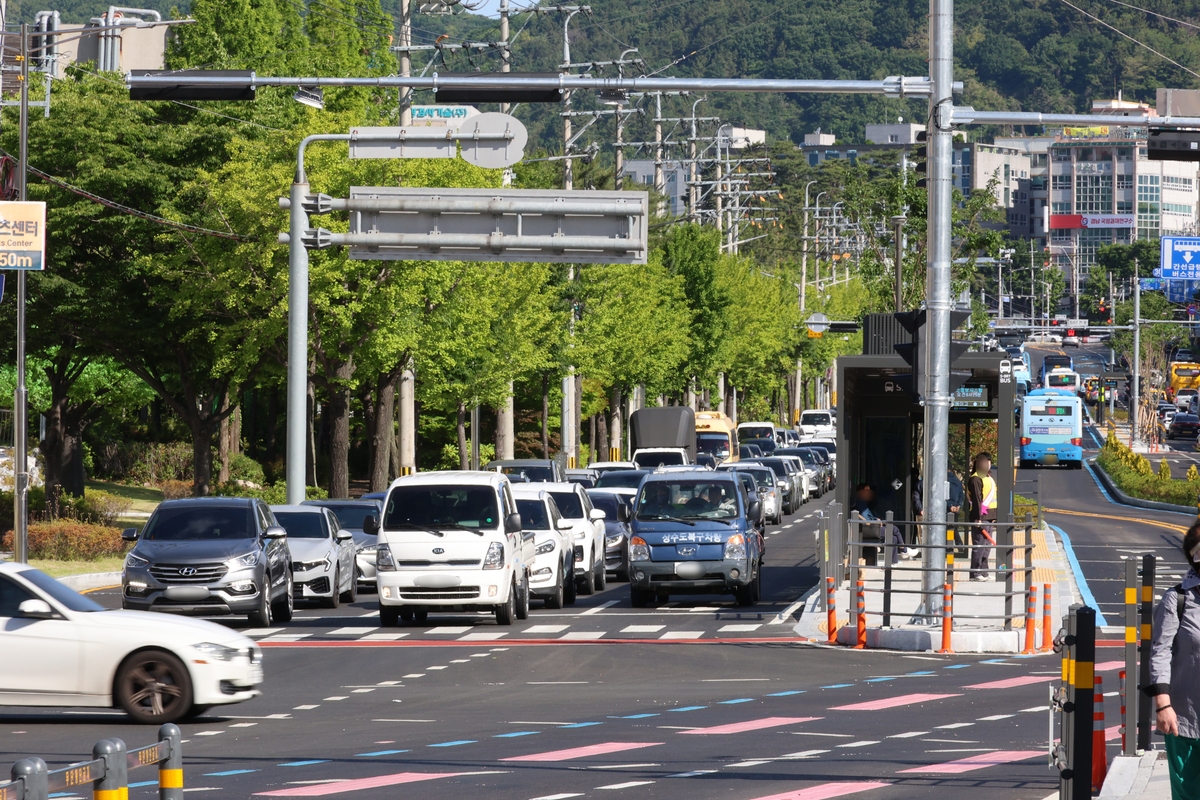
[57,571,121,591]
[1099,751,1169,799]
[1089,458,1197,516]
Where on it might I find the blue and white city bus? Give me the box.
[1019,388,1083,469]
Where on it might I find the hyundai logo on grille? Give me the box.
[678,545,697,556]
[432,547,445,555]
[178,567,198,576]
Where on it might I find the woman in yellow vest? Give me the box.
[966,452,997,581]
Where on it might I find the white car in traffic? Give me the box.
[512,487,576,609]
[0,563,262,724]
[798,410,835,439]
[271,505,359,608]
[532,482,607,596]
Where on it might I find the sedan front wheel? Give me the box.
[115,650,194,724]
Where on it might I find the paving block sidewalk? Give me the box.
[793,526,1083,653]
[1100,751,1171,800]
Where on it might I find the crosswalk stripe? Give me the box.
[659,631,704,639]
[719,624,762,632]
[330,627,379,635]
[561,631,606,640]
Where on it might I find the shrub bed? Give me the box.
[1096,432,1199,507]
[2,521,130,560]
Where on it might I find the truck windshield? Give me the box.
[636,480,740,521]
[801,413,831,426]
[384,486,499,530]
[633,451,686,468]
[697,433,731,458]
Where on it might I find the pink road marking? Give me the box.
[964,675,1058,690]
[1096,661,1126,671]
[1105,724,1123,741]
[254,771,473,796]
[501,741,663,762]
[679,716,822,735]
[899,750,1044,774]
[829,693,961,711]
[749,782,891,800]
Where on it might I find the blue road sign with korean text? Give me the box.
[1160,237,1200,279]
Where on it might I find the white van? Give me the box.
[798,410,835,438]
[375,471,533,626]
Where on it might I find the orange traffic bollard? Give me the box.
[1022,582,1038,654]
[937,582,954,654]
[1041,583,1054,652]
[1093,674,1108,792]
[854,579,866,649]
[826,576,838,644]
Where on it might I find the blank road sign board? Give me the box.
[345,187,649,265]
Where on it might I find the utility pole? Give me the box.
[801,180,816,312]
[1132,264,1141,447]
[917,0,954,618]
[398,361,415,475]
[653,92,664,217]
[13,24,28,561]
[399,0,412,125]
[688,97,704,221]
[891,214,906,312]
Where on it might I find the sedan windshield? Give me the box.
[516,498,550,530]
[636,480,739,520]
[141,506,254,541]
[587,492,624,520]
[384,486,499,530]
[273,512,329,539]
[596,471,646,489]
[497,465,556,482]
[318,504,377,529]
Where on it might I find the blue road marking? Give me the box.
[766,690,805,696]
[279,760,330,767]
[620,713,660,718]
[1048,523,1109,626]
[865,677,896,683]
[669,706,708,712]
[905,671,936,676]
[944,664,971,669]
[559,722,603,728]
[204,769,259,776]
[129,781,159,788]
[429,740,476,747]
[979,659,1012,664]
[720,698,754,704]
[495,731,540,738]
[355,750,409,757]
[821,684,854,689]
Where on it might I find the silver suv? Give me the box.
[121,498,294,627]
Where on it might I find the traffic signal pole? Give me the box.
[920,0,954,609]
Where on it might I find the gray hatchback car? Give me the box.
[121,498,294,627]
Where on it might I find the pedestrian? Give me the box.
[965,452,996,581]
[1147,522,1200,800]
[852,482,908,563]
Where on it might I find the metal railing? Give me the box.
[0,724,183,800]
[842,514,1037,629]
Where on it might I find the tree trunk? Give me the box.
[231,404,241,458]
[588,414,596,465]
[456,401,469,470]
[541,374,550,458]
[218,395,231,485]
[62,427,86,498]
[370,375,396,492]
[327,360,354,499]
[190,415,218,497]
[597,410,608,461]
[42,393,67,517]
[306,382,317,487]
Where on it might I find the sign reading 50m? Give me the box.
[0,201,46,270]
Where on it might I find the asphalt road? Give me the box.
[0,493,1074,800]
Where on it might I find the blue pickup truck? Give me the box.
[627,470,763,608]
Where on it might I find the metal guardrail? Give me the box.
[0,724,182,800]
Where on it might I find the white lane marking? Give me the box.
[531,795,583,800]
[719,623,762,632]
[581,600,620,616]
[402,673,425,678]
[229,723,257,728]
[887,731,928,738]
[359,611,378,617]
[459,632,508,641]
[728,760,771,768]
[450,659,470,664]
[361,634,408,641]
[596,782,655,790]
[193,731,224,737]
[903,655,946,661]
[788,732,854,738]
[261,634,311,642]
[371,719,436,723]
[426,626,472,634]
[926,748,1000,753]
[921,739,979,744]
[935,723,974,729]
[426,666,447,670]
[323,696,348,701]
[330,627,379,635]
[622,625,665,633]
[836,740,879,748]
[589,764,660,770]
[561,631,607,639]
[782,524,794,529]
[351,689,375,694]
[1019,705,1050,713]
[777,750,830,759]
[243,628,284,637]
[529,681,589,685]
[526,625,570,633]
[702,678,771,682]
[666,771,718,778]
[977,714,1015,721]
[659,631,704,639]
[377,681,403,686]
[293,705,320,710]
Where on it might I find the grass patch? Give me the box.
[86,480,163,513]
[26,556,125,578]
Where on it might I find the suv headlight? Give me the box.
[193,642,239,662]
[294,556,332,572]
[482,541,505,570]
[535,540,556,555]
[629,536,650,562]
[724,533,747,561]
[376,544,396,571]
[228,552,259,570]
[606,533,624,547]
[124,553,149,570]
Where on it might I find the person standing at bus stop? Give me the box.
[1146,523,1200,800]
[966,452,997,581]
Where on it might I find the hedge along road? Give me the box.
[1036,463,1190,622]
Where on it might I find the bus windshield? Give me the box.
[697,432,732,458]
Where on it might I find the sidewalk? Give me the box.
[793,526,1082,653]
[1099,751,1171,800]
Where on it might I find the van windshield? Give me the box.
[697,433,731,458]
[739,425,774,441]
[633,451,686,468]
[384,486,499,530]
[801,413,831,426]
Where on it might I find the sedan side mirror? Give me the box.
[265,525,288,539]
[335,529,353,541]
[748,500,762,520]
[363,515,379,536]
[121,527,139,542]
[17,599,54,619]
[589,509,606,521]
[555,518,573,531]
[617,504,631,523]
[505,512,523,534]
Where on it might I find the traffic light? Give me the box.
[129,70,256,101]
[892,309,972,400]
[1148,127,1200,162]
[435,72,564,104]
[1098,298,1107,315]
[913,131,928,189]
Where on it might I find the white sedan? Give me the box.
[0,563,262,724]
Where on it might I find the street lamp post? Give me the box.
[800,180,817,312]
[890,214,906,311]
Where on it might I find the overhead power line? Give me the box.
[1056,0,1200,82]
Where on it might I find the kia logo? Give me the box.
[432,547,445,555]
[178,567,197,576]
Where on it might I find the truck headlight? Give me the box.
[482,541,505,570]
[724,533,747,561]
[630,536,650,562]
[375,544,396,571]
